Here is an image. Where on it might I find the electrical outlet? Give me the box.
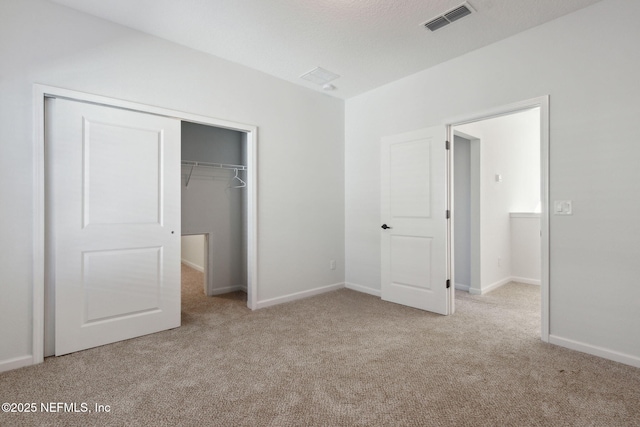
[329,260,336,270]
[498,257,502,267]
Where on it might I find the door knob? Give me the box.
[381,224,392,230]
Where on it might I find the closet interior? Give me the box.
[181,122,248,297]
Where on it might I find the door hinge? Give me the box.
[446,279,451,288]
[446,210,450,219]
[445,140,450,150]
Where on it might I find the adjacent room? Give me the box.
[453,108,541,295]
[452,108,542,334]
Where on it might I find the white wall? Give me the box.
[0,0,344,369]
[181,235,205,272]
[345,0,640,364]
[181,122,244,163]
[510,214,541,284]
[456,109,540,293]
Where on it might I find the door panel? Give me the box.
[390,235,432,290]
[381,126,449,314]
[47,97,181,356]
[84,119,162,226]
[82,247,162,322]
[390,140,431,218]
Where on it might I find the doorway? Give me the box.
[35,85,259,362]
[453,108,541,294]
[447,96,549,341]
[181,122,249,300]
[181,234,208,294]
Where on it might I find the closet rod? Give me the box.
[181,160,247,171]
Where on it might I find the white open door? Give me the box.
[47,97,181,356]
[381,126,450,315]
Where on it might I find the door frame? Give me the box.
[32,84,259,364]
[445,96,550,342]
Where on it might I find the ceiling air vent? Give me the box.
[445,5,473,22]
[424,16,450,32]
[300,67,340,86]
[422,2,475,32]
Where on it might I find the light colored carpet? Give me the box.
[1,265,639,426]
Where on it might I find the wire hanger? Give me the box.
[229,168,246,189]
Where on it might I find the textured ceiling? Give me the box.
[50,0,602,99]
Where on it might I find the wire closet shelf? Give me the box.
[181,160,247,188]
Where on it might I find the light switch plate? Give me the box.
[554,200,573,215]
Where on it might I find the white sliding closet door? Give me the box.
[47,97,181,356]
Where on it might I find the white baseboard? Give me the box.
[549,335,640,369]
[472,276,535,295]
[0,355,33,373]
[510,276,541,286]
[483,277,512,294]
[181,259,204,272]
[255,282,345,309]
[210,285,246,296]
[345,282,381,297]
[455,283,470,292]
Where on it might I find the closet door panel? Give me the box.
[48,97,181,356]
